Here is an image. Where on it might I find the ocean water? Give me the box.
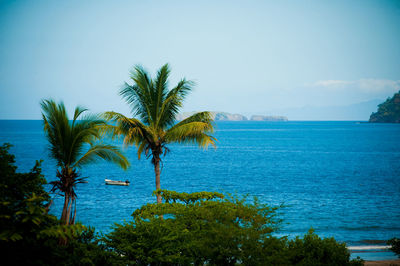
[1,120,399,260]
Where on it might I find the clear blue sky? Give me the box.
[1,0,400,119]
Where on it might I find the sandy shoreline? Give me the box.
[364,259,400,266]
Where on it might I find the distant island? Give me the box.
[369,90,400,123]
[250,115,288,121]
[176,112,288,121]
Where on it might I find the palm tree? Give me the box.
[41,99,130,225]
[104,64,216,203]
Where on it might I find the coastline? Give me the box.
[349,246,398,262]
[365,260,400,266]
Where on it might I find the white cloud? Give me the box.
[309,79,400,93]
[358,79,400,93]
[312,80,354,87]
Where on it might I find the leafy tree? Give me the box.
[104,190,286,265]
[369,90,400,123]
[41,100,130,225]
[104,64,216,203]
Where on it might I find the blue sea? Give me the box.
[1,120,399,261]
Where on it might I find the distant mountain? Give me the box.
[176,112,247,121]
[266,99,382,121]
[176,112,288,121]
[369,91,400,123]
[213,112,248,121]
[250,115,288,121]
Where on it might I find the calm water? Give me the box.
[1,120,399,260]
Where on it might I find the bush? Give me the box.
[388,238,400,258]
[104,190,286,265]
[287,229,364,266]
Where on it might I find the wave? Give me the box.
[348,245,391,251]
[338,225,400,231]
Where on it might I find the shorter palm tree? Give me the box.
[41,99,130,225]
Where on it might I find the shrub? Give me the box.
[104,190,286,265]
[287,229,364,266]
[388,238,400,258]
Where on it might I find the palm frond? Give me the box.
[73,144,130,170]
[120,82,152,125]
[170,111,214,130]
[72,106,88,126]
[165,122,216,148]
[67,114,106,163]
[120,65,154,125]
[103,111,152,147]
[165,112,216,149]
[153,64,170,127]
[137,142,146,160]
[41,99,71,167]
[157,78,194,129]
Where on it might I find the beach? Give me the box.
[365,259,400,266]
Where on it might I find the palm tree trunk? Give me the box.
[59,193,71,245]
[61,194,69,224]
[154,155,162,204]
[71,199,77,225]
[65,195,72,225]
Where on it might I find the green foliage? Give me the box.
[153,189,224,203]
[369,90,400,123]
[52,227,122,266]
[0,143,51,241]
[0,143,118,265]
[105,190,364,265]
[104,190,284,265]
[287,229,364,266]
[388,238,400,258]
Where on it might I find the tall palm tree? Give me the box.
[41,99,130,225]
[104,64,216,203]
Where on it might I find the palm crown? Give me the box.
[105,63,216,203]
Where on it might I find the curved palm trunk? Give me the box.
[60,193,76,225]
[65,196,73,224]
[59,193,73,246]
[154,154,162,204]
[61,194,69,224]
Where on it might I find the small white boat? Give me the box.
[105,179,130,186]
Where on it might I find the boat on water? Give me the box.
[105,179,130,186]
